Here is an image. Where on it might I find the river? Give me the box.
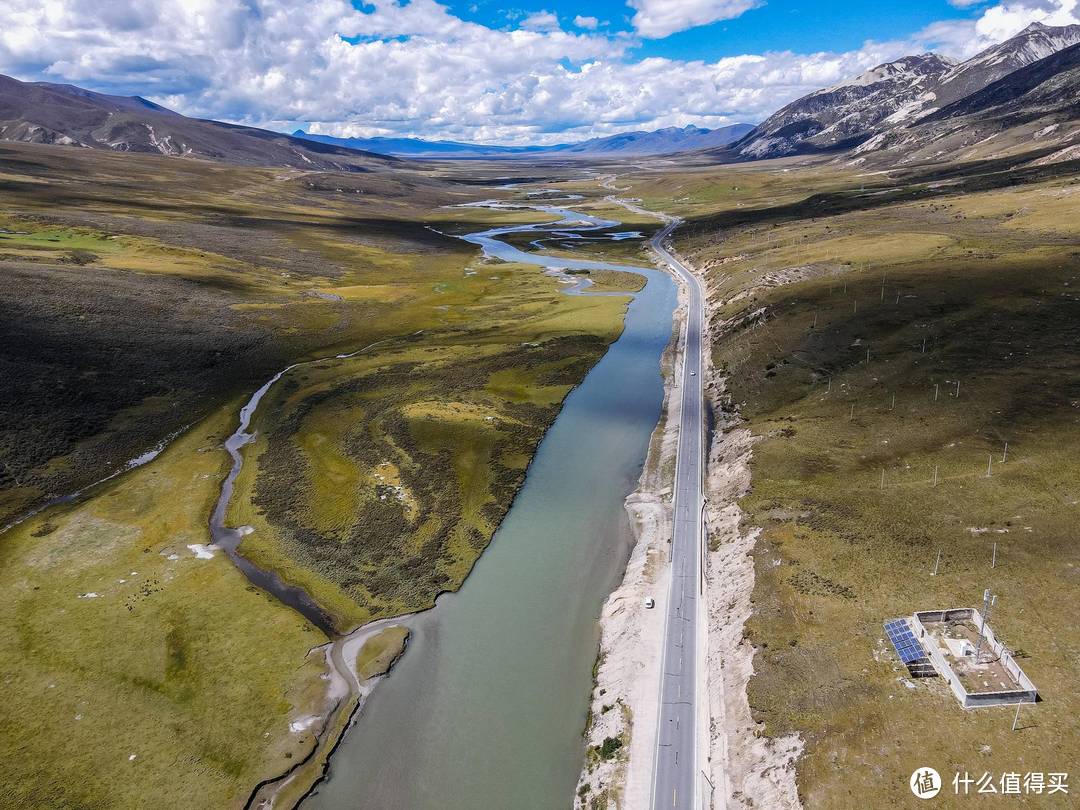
[303,197,677,809]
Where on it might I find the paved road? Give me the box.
[649,220,706,810]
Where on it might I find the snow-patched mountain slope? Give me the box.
[731,54,954,159]
[732,22,1080,161]
[935,21,1080,106]
[850,41,1080,165]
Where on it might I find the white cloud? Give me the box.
[975,0,1078,40]
[0,0,1076,145]
[907,0,1078,60]
[573,15,600,30]
[520,10,561,32]
[627,0,761,39]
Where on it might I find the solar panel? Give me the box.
[885,618,932,665]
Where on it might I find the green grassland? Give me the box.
[355,626,410,680]
[0,405,331,809]
[614,156,1080,806]
[0,141,485,527]
[226,271,628,629]
[582,268,647,292]
[0,144,638,806]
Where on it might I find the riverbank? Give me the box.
[247,618,411,809]
[574,260,684,809]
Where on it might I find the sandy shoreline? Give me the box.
[247,617,413,809]
[575,252,686,809]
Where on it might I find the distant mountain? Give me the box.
[292,132,553,158]
[0,74,392,171]
[731,54,955,159]
[293,123,754,159]
[731,22,1080,161]
[556,124,754,156]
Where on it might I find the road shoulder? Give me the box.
[575,251,686,810]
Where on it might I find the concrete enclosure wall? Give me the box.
[912,608,1037,709]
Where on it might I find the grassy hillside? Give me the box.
[617,154,1080,806]
[0,141,480,527]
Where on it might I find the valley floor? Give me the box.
[0,145,638,808]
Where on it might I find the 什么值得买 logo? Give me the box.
[911,767,942,799]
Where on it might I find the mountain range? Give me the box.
[731,22,1080,161]
[1,22,1079,170]
[292,124,755,159]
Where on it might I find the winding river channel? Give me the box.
[302,198,677,809]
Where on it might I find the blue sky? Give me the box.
[446,0,976,59]
[2,0,1077,144]
[635,0,973,59]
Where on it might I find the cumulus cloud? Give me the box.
[0,0,1076,145]
[975,0,1078,40]
[573,15,600,30]
[627,0,761,39]
[907,0,1078,60]
[520,10,561,32]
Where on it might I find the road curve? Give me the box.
[649,219,706,810]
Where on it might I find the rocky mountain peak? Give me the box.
[732,22,1080,161]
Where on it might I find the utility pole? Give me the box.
[992,542,997,569]
[986,454,993,478]
[932,549,941,576]
[974,589,997,663]
[1002,442,1009,463]
[933,465,939,487]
